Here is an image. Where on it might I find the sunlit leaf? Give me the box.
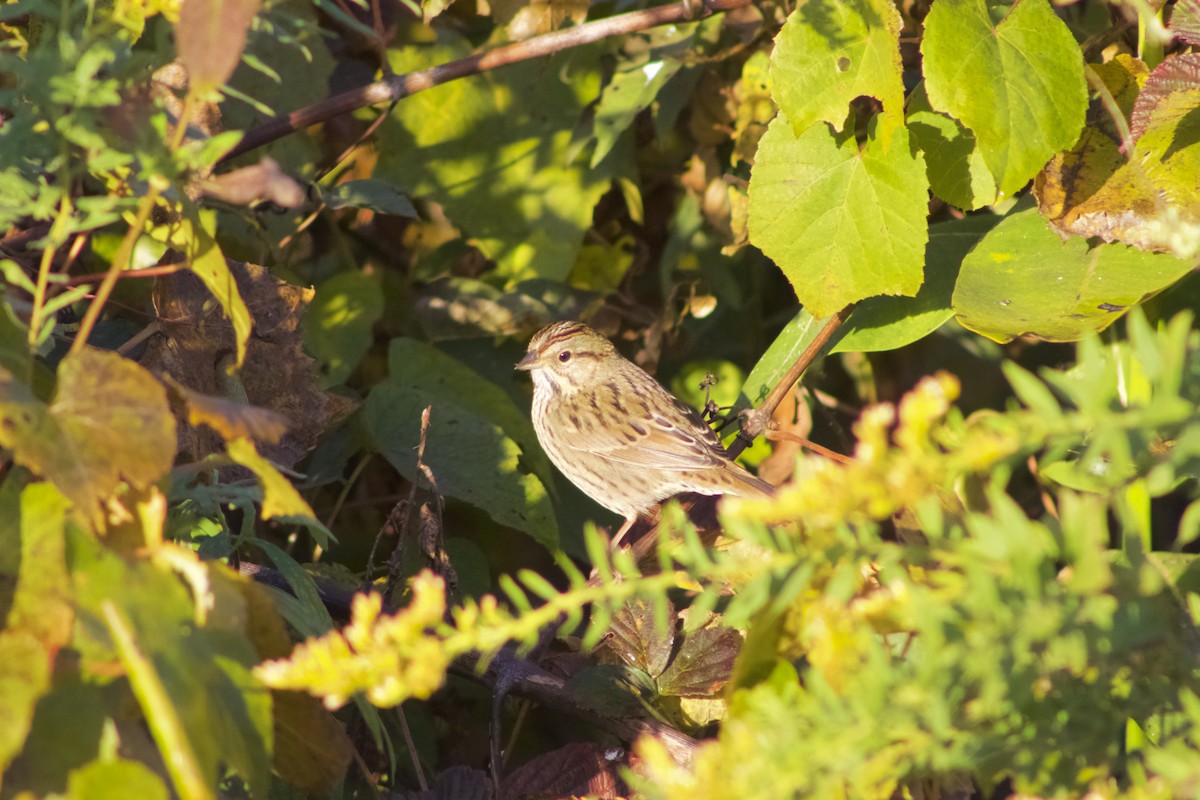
[0,349,175,520]
[922,0,1086,198]
[834,214,1000,353]
[376,34,620,285]
[770,0,904,143]
[748,117,928,318]
[952,203,1193,342]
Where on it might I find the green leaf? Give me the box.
[375,34,620,285]
[563,664,655,717]
[72,537,272,800]
[739,308,834,409]
[747,117,929,318]
[68,758,170,800]
[362,338,558,549]
[770,0,904,142]
[952,204,1193,342]
[0,482,71,778]
[324,180,417,217]
[0,349,176,520]
[834,214,1000,353]
[592,58,683,168]
[0,297,30,379]
[303,270,385,387]
[906,82,997,210]
[922,0,1086,199]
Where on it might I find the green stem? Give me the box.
[68,179,165,355]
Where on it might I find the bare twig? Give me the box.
[764,429,852,464]
[65,261,188,286]
[219,0,754,163]
[728,306,854,459]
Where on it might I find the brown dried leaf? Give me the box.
[163,374,288,444]
[500,742,626,800]
[1034,54,1200,253]
[175,0,262,91]
[198,158,306,208]
[657,625,742,697]
[142,260,355,471]
[606,598,675,678]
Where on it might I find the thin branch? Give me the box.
[727,305,854,459]
[66,262,188,286]
[219,0,754,163]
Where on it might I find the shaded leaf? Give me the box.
[952,203,1193,342]
[748,117,928,318]
[770,0,904,142]
[499,742,624,800]
[376,34,620,285]
[0,483,71,777]
[607,598,676,677]
[302,269,385,387]
[907,82,996,210]
[325,180,417,217]
[739,308,833,409]
[363,339,559,548]
[922,0,1086,198]
[657,625,742,697]
[592,57,684,169]
[0,349,175,520]
[563,664,655,717]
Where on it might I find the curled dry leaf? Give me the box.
[161,373,289,444]
[197,157,306,208]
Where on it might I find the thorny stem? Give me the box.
[219,0,755,163]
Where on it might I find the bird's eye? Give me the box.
[558,350,572,363]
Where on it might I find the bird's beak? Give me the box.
[515,350,538,371]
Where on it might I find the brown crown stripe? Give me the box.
[535,321,591,350]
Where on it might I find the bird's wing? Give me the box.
[562,394,731,471]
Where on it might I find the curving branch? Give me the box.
[219,0,756,163]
